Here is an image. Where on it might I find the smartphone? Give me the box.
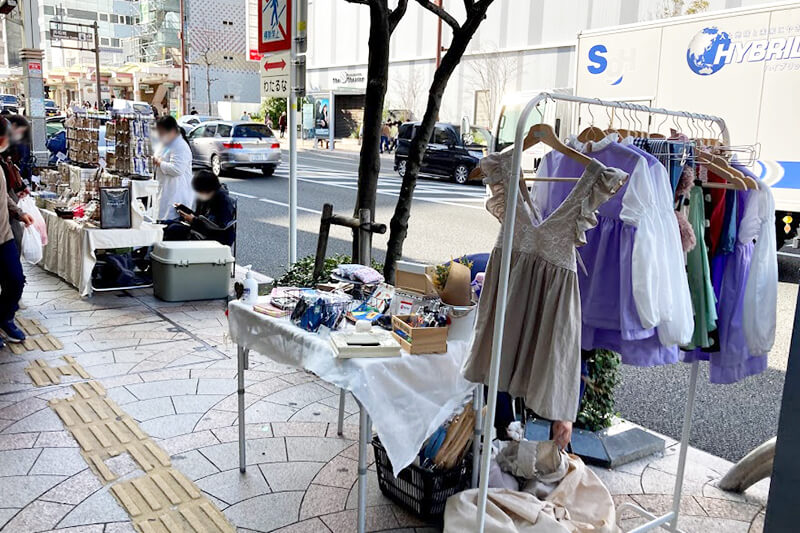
[174,203,194,216]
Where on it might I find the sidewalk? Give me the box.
[0,264,770,532]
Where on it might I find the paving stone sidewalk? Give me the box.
[0,264,771,532]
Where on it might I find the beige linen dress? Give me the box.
[463,150,627,422]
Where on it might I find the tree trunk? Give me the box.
[206,64,212,115]
[383,6,491,282]
[352,1,392,257]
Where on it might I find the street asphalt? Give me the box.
[222,147,797,463]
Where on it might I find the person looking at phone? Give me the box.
[163,170,236,246]
[153,116,193,221]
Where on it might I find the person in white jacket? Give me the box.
[153,116,194,221]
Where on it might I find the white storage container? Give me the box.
[151,241,234,301]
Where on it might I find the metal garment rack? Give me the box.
[475,92,731,533]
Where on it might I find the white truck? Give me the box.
[494,2,800,246]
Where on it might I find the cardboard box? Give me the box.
[395,260,438,296]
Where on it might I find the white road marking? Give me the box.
[226,155,488,210]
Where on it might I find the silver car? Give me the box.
[187,121,282,177]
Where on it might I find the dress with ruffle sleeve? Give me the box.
[463,149,627,422]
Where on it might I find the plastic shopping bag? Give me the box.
[21,225,43,264]
[17,195,48,246]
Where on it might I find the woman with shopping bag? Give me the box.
[0,117,34,349]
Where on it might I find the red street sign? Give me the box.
[249,50,263,61]
[263,58,286,71]
[28,61,42,74]
[258,0,291,53]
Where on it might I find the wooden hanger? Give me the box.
[696,150,747,190]
[468,123,596,183]
[577,125,606,143]
[705,150,757,189]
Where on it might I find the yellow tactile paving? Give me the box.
[10,334,64,355]
[48,380,235,533]
[15,317,49,335]
[25,356,93,386]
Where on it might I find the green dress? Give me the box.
[685,185,718,349]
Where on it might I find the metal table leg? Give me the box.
[337,389,346,436]
[472,385,484,488]
[237,345,247,473]
[357,400,371,533]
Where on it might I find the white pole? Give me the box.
[475,94,545,532]
[288,0,298,264]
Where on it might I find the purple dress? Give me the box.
[536,142,679,366]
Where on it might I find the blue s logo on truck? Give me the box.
[587,44,623,85]
[687,26,800,75]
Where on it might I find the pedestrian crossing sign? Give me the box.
[259,0,292,53]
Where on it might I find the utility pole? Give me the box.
[93,21,102,108]
[179,0,187,115]
[20,0,47,162]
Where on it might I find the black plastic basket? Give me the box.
[372,436,472,519]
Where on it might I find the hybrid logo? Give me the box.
[687,26,800,75]
[586,44,625,85]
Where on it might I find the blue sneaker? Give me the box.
[0,321,25,343]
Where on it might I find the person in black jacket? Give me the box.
[163,170,236,246]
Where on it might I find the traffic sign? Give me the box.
[258,0,291,53]
[260,51,290,97]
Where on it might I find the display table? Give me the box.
[228,300,480,533]
[40,209,164,296]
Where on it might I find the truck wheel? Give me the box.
[453,164,469,185]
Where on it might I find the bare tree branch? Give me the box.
[389,0,409,31]
[415,0,460,31]
[463,0,474,10]
[344,0,371,5]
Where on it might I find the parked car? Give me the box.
[0,94,20,114]
[393,121,490,184]
[178,114,220,135]
[44,99,59,117]
[186,121,281,177]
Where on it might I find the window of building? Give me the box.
[100,37,110,45]
[99,13,108,21]
[67,8,97,20]
[111,38,120,47]
[43,5,54,15]
[110,14,118,23]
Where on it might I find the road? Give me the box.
[222,148,797,463]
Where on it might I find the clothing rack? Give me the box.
[476,92,731,533]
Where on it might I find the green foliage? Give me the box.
[259,97,288,126]
[276,254,384,288]
[576,349,621,432]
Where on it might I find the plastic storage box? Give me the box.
[151,241,234,301]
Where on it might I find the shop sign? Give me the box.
[258,0,291,53]
[27,61,42,75]
[261,51,290,98]
[331,70,366,89]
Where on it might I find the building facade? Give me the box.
[185,0,260,113]
[305,0,780,135]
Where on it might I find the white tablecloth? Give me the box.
[228,300,477,476]
[41,209,164,296]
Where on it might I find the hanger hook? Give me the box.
[587,104,596,126]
